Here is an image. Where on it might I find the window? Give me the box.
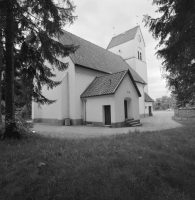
[138,48,143,61]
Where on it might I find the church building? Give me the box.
[32,26,154,127]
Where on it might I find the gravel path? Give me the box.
[33,111,182,139]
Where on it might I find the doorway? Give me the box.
[104,105,111,125]
[149,106,152,116]
[124,100,128,119]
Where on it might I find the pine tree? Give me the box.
[1,0,78,138]
[144,0,195,107]
[0,6,6,123]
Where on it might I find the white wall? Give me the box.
[85,74,140,124]
[114,74,140,122]
[108,40,135,66]
[75,66,106,121]
[32,56,74,121]
[136,83,145,116]
[134,28,148,93]
[85,95,115,123]
[33,73,69,121]
[134,28,146,62]
[108,27,149,93]
[145,102,153,115]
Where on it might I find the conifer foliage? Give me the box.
[0,0,78,138]
[144,0,195,107]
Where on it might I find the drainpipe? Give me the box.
[84,99,87,125]
[144,100,145,118]
[144,86,145,118]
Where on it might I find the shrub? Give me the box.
[0,116,33,139]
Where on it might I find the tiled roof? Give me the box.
[107,26,139,49]
[81,70,141,98]
[145,92,154,102]
[58,30,146,85]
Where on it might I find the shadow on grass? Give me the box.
[0,126,195,200]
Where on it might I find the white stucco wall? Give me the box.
[108,27,149,93]
[75,66,107,121]
[134,28,146,62]
[145,102,153,115]
[32,73,69,121]
[136,83,145,116]
[108,40,135,70]
[133,28,148,93]
[85,95,115,123]
[32,56,74,121]
[114,74,140,122]
[84,74,140,124]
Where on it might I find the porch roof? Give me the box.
[145,92,154,102]
[81,70,141,98]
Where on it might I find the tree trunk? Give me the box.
[4,0,20,138]
[0,29,3,124]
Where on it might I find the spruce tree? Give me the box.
[0,6,6,123]
[1,0,78,138]
[144,0,195,107]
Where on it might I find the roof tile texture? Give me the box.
[58,30,146,84]
[107,26,139,49]
[145,92,154,102]
[81,71,127,98]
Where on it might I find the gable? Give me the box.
[134,27,146,47]
[80,70,141,98]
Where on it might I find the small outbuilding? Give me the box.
[81,70,141,127]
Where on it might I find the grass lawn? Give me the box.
[1,124,195,200]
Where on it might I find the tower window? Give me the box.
[138,51,139,59]
[140,52,142,61]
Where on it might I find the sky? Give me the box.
[60,0,170,100]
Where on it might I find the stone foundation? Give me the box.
[33,118,82,126]
[33,118,138,128]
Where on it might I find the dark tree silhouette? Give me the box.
[1,0,78,138]
[144,0,195,107]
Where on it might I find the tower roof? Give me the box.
[107,26,139,49]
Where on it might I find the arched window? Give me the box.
[138,48,142,61]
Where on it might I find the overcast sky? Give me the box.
[62,0,170,100]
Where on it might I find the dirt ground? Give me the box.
[33,111,182,139]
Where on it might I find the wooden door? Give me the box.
[124,100,128,119]
[105,105,111,125]
[149,106,152,116]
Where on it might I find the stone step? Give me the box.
[125,118,134,122]
[126,120,139,125]
[125,119,142,127]
[126,123,142,127]
[131,123,142,127]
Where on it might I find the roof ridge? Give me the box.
[112,70,127,93]
[96,70,127,78]
[107,26,140,49]
[61,29,127,60]
[111,26,139,40]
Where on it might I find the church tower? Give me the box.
[107,26,148,93]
